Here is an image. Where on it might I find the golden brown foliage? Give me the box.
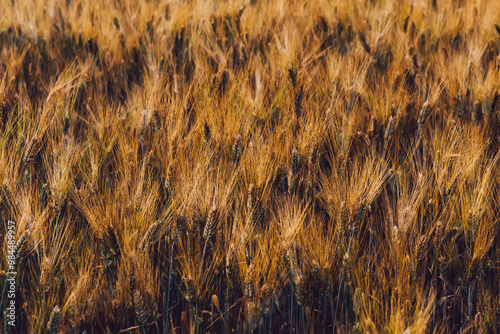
[1,0,500,333]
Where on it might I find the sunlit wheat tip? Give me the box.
[384,115,395,142]
[23,135,38,165]
[341,252,350,283]
[232,134,242,164]
[203,205,218,240]
[140,221,160,254]
[14,228,32,265]
[434,221,445,249]
[308,140,318,165]
[244,264,254,299]
[416,234,428,264]
[417,100,429,127]
[247,184,255,211]
[140,109,148,135]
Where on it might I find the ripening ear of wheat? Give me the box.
[2,0,500,333]
[47,305,61,334]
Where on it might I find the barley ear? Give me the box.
[47,305,61,334]
[232,134,242,164]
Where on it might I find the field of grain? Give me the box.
[2,0,500,333]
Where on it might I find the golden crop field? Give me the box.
[1,0,500,333]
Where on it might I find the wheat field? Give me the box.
[1,0,500,333]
